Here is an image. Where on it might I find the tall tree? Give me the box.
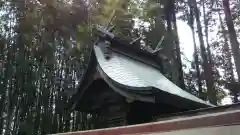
[223,0,240,85]
[189,0,217,104]
[172,0,186,89]
[187,6,204,99]
[144,0,185,88]
[218,3,239,103]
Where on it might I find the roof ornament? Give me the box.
[97,9,116,40]
[95,11,117,60]
[152,36,165,54]
[130,36,143,45]
[143,36,165,54]
[95,25,115,60]
[104,40,112,60]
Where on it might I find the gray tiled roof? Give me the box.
[94,43,214,107]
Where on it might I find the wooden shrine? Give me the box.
[66,26,214,129]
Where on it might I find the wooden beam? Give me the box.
[51,105,240,135]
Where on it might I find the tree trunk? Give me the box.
[218,6,238,103]
[202,0,217,103]
[190,0,217,104]
[223,0,240,83]
[165,0,185,89]
[172,1,186,90]
[188,7,204,99]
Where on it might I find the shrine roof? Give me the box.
[66,29,214,111]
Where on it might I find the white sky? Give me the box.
[176,20,194,61]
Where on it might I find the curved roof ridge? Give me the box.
[93,44,214,107]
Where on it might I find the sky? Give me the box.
[176,20,232,105]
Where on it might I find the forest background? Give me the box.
[0,0,240,134]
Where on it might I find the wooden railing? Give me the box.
[51,104,240,135]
